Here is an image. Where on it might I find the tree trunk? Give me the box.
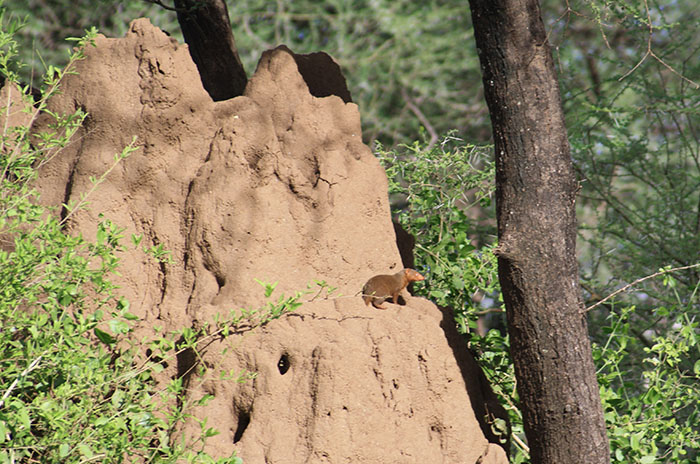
[467,1,610,463]
[174,0,247,100]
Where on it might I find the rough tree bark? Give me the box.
[173,0,247,100]
[467,1,610,463]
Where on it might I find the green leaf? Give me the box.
[451,275,465,290]
[96,224,106,245]
[59,443,71,458]
[429,289,446,298]
[131,234,143,246]
[16,408,30,429]
[94,327,116,345]
[615,448,624,461]
[203,427,220,438]
[630,431,641,450]
[117,297,130,311]
[77,443,93,459]
[111,389,125,407]
[151,362,164,374]
[109,318,129,334]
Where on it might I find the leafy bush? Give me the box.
[596,301,700,463]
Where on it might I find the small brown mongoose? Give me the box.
[362,268,425,309]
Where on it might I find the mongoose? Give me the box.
[362,268,425,309]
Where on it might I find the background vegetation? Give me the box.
[2,0,699,462]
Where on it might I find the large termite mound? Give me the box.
[32,18,508,463]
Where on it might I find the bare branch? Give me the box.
[143,0,190,13]
[401,88,438,150]
[584,263,700,312]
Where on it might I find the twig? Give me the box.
[0,354,44,409]
[512,432,530,455]
[474,308,504,316]
[584,263,700,312]
[144,0,189,13]
[400,88,438,150]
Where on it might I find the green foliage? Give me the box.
[553,0,700,313]
[207,280,305,338]
[7,1,700,461]
[378,136,498,332]
[379,133,700,463]
[0,22,177,463]
[595,303,700,463]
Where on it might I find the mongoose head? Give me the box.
[403,268,425,282]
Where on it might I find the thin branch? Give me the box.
[400,88,438,150]
[512,432,531,455]
[583,263,700,312]
[618,49,650,82]
[474,307,504,316]
[618,0,699,88]
[648,48,700,89]
[0,354,44,409]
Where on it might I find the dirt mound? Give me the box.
[33,18,508,463]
